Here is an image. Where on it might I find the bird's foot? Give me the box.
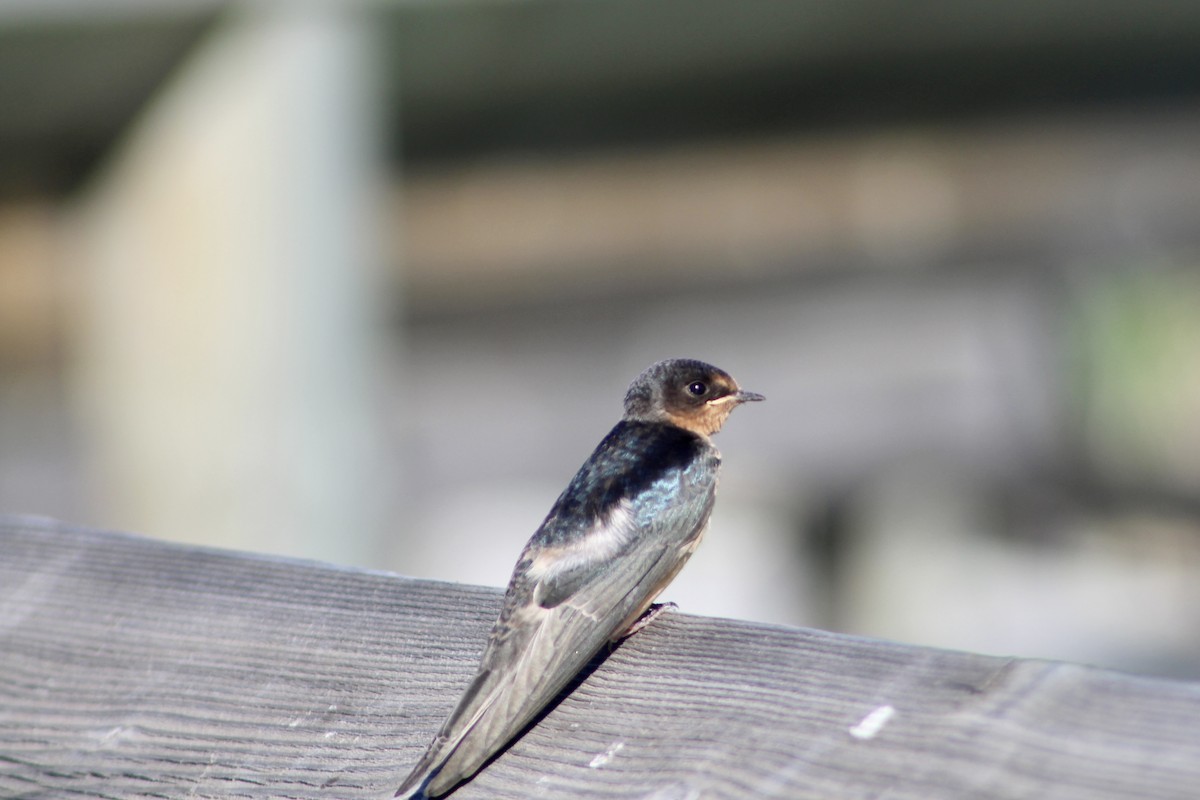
[622,602,678,638]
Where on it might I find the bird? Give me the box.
[395,358,763,799]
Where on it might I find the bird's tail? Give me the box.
[395,784,429,800]
[394,754,442,799]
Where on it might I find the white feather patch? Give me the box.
[528,500,636,581]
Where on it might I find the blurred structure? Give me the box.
[2,0,1200,679]
[72,5,384,564]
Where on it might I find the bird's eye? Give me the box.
[687,381,707,397]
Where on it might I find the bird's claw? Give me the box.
[621,601,679,638]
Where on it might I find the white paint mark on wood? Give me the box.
[588,740,625,768]
[849,704,896,740]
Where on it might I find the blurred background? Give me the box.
[2,0,1200,679]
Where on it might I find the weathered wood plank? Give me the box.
[1,514,1198,799]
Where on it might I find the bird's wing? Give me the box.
[401,464,716,799]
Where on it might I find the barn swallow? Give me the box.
[396,358,763,799]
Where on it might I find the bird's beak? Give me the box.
[708,389,765,407]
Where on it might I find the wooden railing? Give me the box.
[2,515,1197,799]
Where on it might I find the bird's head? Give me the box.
[623,358,764,437]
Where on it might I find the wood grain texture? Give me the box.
[1,514,1198,800]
